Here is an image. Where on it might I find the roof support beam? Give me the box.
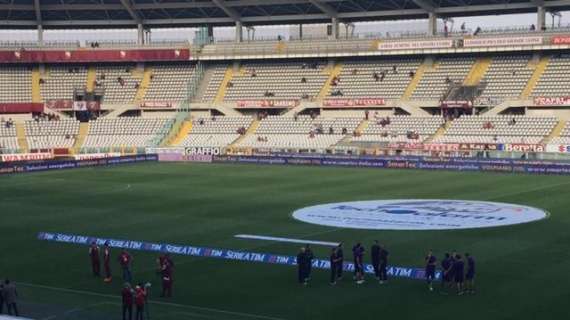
[211,0,242,22]
[308,0,338,18]
[119,0,142,24]
[33,0,42,24]
[412,0,436,12]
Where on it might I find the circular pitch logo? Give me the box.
[292,199,548,230]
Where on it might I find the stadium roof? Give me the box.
[0,0,569,29]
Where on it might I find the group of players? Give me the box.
[297,241,476,295]
[88,241,175,320]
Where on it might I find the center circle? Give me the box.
[292,199,548,230]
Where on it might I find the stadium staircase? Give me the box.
[229,119,260,147]
[520,55,550,99]
[335,119,369,146]
[133,67,153,104]
[401,59,430,100]
[31,67,42,103]
[214,66,235,104]
[393,100,431,116]
[463,57,492,86]
[541,119,566,144]
[104,104,137,118]
[71,122,90,154]
[15,122,29,152]
[424,120,452,143]
[484,99,528,116]
[163,119,193,147]
[276,41,286,54]
[86,66,97,92]
[317,62,343,101]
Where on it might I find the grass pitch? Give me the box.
[1,162,569,319]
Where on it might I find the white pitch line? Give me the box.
[235,234,339,247]
[20,282,286,320]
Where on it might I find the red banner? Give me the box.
[235,100,299,108]
[322,98,386,107]
[0,103,44,113]
[0,48,190,63]
[534,96,570,106]
[441,100,473,108]
[0,152,53,162]
[552,36,570,45]
[46,99,73,110]
[388,143,499,151]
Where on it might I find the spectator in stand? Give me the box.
[444,23,449,37]
[251,69,257,77]
[118,76,125,86]
[365,110,369,120]
[373,72,380,82]
[293,112,299,122]
[392,65,398,73]
[530,24,536,31]
[351,69,358,75]
[342,127,348,135]
[409,70,415,78]
[329,126,334,134]
[301,77,307,83]
[474,26,482,36]
[198,118,205,125]
[226,81,233,88]
[461,22,466,34]
[509,117,516,126]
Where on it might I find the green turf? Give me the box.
[1,162,570,319]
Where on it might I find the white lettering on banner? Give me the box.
[292,199,547,230]
[546,144,570,153]
[378,40,453,50]
[463,36,543,47]
[145,147,186,155]
[73,153,121,160]
[185,147,221,156]
[533,96,570,106]
[73,101,87,111]
[235,100,299,108]
[322,98,386,107]
[503,144,545,152]
[0,153,53,162]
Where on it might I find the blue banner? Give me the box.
[0,154,158,175]
[37,232,439,281]
[213,154,570,175]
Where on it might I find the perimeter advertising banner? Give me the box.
[0,49,190,63]
[235,100,299,108]
[322,98,386,107]
[0,153,53,162]
[533,96,570,106]
[378,39,453,50]
[552,36,570,45]
[212,154,570,175]
[463,36,543,47]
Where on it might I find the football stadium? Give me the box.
[1,0,570,319]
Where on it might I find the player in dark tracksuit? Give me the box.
[353,243,365,284]
[465,253,475,294]
[329,248,341,285]
[371,241,381,280]
[297,248,308,285]
[454,254,465,295]
[441,253,453,292]
[305,245,314,281]
[378,245,389,284]
[336,243,344,280]
[425,250,437,291]
[89,242,101,277]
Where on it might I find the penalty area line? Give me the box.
[19,282,286,320]
[235,234,339,247]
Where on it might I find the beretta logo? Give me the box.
[292,199,547,230]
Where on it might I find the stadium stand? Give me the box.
[0,67,32,102]
[177,116,253,147]
[331,59,422,99]
[41,66,87,102]
[549,121,570,145]
[531,54,570,97]
[95,65,139,104]
[0,122,19,151]
[352,115,445,143]
[478,55,533,101]
[82,117,174,149]
[433,116,557,144]
[412,57,474,100]
[144,64,196,103]
[25,119,80,149]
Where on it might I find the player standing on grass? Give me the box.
[297,247,308,285]
[89,241,101,277]
[103,242,112,283]
[134,283,147,320]
[329,248,340,285]
[441,253,452,293]
[119,250,133,283]
[378,244,389,284]
[305,245,314,281]
[336,243,344,281]
[160,255,174,298]
[454,254,465,295]
[425,250,437,291]
[353,243,365,284]
[371,241,381,280]
[465,253,475,294]
[122,283,134,320]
